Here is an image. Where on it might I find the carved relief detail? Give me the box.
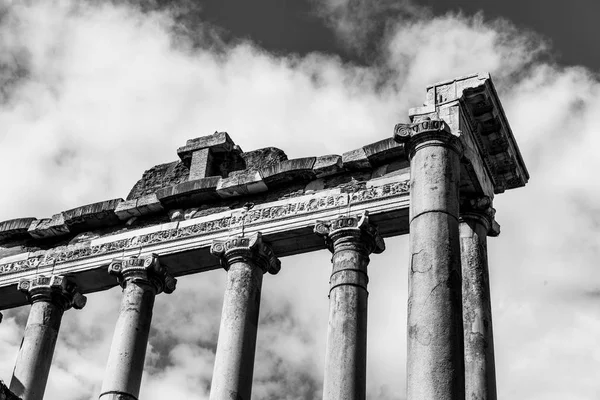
[18,275,87,310]
[108,254,176,294]
[211,232,280,275]
[315,211,385,255]
[0,181,408,275]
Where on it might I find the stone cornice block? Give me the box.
[313,154,343,178]
[177,132,238,162]
[260,157,317,187]
[114,194,164,221]
[342,148,371,170]
[0,218,36,242]
[156,176,221,206]
[216,170,268,198]
[362,138,407,167]
[409,72,528,194]
[63,199,122,231]
[28,213,70,239]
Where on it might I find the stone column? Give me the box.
[99,254,176,400]
[460,197,499,400]
[10,275,87,400]
[209,232,280,400]
[314,212,385,400]
[394,118,465,400]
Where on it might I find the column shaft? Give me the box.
[100,255,176,400]
[10,301,63,400]
[210,260,263,400]
[100,283,156,400]
[9,275,86,400]
[461,217,497,400]
[406,138,464,400]
[323,247,369,400]
[209,233,280,400]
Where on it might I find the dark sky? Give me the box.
[191,0,600,71]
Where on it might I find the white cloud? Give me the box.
[1,1,600,399]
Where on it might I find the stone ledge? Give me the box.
[28,213,70,239]
[342,148,371,170]
[156,176,221,207]
[313,155,343,178]
[63,199,122,231]
[114,194,164,221]
[260,157,317,187]
[363,138,406,167]
[216,171,268,198]
[0,218,36,242]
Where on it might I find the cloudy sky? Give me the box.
[0,0,599,399]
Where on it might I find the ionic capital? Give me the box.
[460,196,501,236]
[17,275,87,311]
[108,254,177,294]
[210,233,281,275]
[393,117,463,159]
[315,211,385,255]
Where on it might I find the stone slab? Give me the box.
[0,218,36,242]
[28,214,70,239]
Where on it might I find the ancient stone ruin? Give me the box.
[0,73,528,400]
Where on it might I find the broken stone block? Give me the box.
[260,157,316,187]
[313,155,343,178]
[28,213,70,239]
[0,218,36,242]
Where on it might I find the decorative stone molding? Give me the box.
[314,211,385,256]
[460,196,501,237]
[0,179,410,278]
[108,254,176,294]
[408,73,529,194]
[18,275,86,311]
[393,117,464,159]
[211,233,280,275]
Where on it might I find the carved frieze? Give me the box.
[0,179,409,276]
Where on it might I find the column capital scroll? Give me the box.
[393,117,463,159]
[108,254,177,294]
[315,211,385,255]
[17,275,87,311]
[460,196,501,237]
[210,232,281,275]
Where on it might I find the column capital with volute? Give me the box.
[460,196,501,237]
[108,254,177,295]
[394,117,464,159]
[18,275,87,310]
[314,211,385,256]
[210,232,281,275]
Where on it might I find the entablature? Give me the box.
[409,72,529,196]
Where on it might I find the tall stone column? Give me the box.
[460,197,499,400]
[10,275,87,400]
[99,254,176,400]
[314,212,385,400]
[209,232,280,400]
[394,118,465,400]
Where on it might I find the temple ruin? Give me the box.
[0,73,528,400]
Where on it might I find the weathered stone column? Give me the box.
[460,197,499,400]
[10,275,86,400]
[99,254,176,400]
[394,118,465,400]
[209,233,280,400]
[315,212,385,400]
